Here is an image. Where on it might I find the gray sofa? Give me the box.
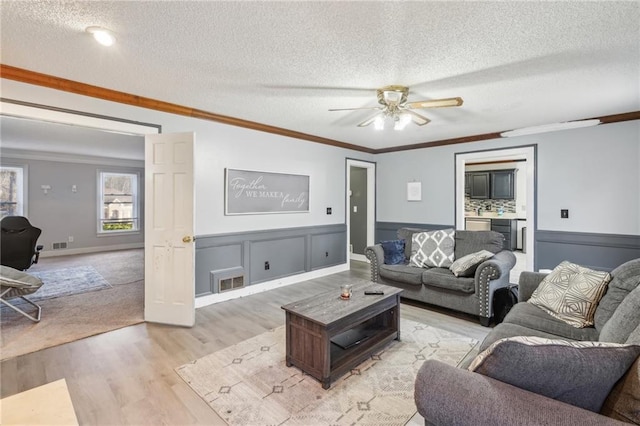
[365,228,516,326]
[415,258,640,425]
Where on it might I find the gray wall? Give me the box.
[1,152,144,254]
[375,121,640,270]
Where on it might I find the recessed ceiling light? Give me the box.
[86,26,116,47]
[500,119,601,138]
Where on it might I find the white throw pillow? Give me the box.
[529,261,611,328]
[449,250,494,277]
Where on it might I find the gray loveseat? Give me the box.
[365,228,516,326]
[415,258,640,425]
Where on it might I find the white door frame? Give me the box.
[346,159,376,263]
[0,100,192,319]
[455,146,536,270]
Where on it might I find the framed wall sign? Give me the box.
[225,168,310,215]
[407,181,422,201]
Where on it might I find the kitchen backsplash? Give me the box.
[465,196,516,213]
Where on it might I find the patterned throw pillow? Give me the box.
[410,229,455,268]
[529,261,611,328]
[468,336,640,412]
[379,239,405,265]
[449,250,495,277]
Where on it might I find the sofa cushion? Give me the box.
[410,229,455,268]
[503,302,600,342]
[380,239,406,265]
[396,227,429,260]
[379,263,423,285]
[599,283,640,344]
[449,250,494,277]
[601,323,640,424]
[529,261,611,328]
[594,258,640,333]
[469,336,640,413]
[454,230,504,259]
[422,268,475,293]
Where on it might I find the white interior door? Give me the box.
[144,132,195,326]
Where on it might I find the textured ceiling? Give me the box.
[1,1,638,152]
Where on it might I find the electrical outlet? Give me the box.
[264,261,270,270]
[325,251,329,257]
[326,207,332,215]
[561,209,569,219]
[68,236,74,243]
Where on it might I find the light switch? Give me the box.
[561,209,569,218]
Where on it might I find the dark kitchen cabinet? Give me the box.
[491,169,515,199]
[469,172,490,199]
[491,218,517,251]
[465,173,471,196]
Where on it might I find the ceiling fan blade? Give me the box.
[404,110,431,126]
[405,97,464,109]
[329,106,382,112]
[357,113,383,127]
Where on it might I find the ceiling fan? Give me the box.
[329,85,463,130]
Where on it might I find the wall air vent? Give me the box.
[52,242,68,250]
[211,267,246,294]
[219,275,244,292]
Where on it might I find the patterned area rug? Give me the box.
[176,319,477,425]
[29,266,112,301]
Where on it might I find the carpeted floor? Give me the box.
[0,249,144,361]
[176,319,477,426]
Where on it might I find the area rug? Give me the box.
[176,319,477,425]
[28,266,112,301]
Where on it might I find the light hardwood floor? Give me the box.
[0,259,490,425]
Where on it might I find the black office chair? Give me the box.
[0,216,44,271]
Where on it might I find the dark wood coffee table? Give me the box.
[281,281,402,389]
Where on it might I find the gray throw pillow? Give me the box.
[410,228,455,268]
[449,250,494,277]
[468,336,640,412]
[599,284,640,344]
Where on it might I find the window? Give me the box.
[98,171,139,233]
[0,165,25,218]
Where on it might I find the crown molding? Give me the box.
[0,64,374,154]
[2,64,638,155]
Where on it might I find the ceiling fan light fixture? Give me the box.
[394,113,411,130]
[86,26,116,47]
[373,115,385,130]
[501,119,601,137]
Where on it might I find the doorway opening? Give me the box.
[346,159,376,263]
[455,146,536,277]
[0,99,159,338]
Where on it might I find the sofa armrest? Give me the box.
[475,250,516,323]
[415,360,625,426]
[364,244,385,282]
[518,271,548,302]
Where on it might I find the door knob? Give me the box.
[182,236,195,243]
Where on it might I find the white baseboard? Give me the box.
[350,253,369,263]
[195,263,350,309]
[39,243,144,258]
